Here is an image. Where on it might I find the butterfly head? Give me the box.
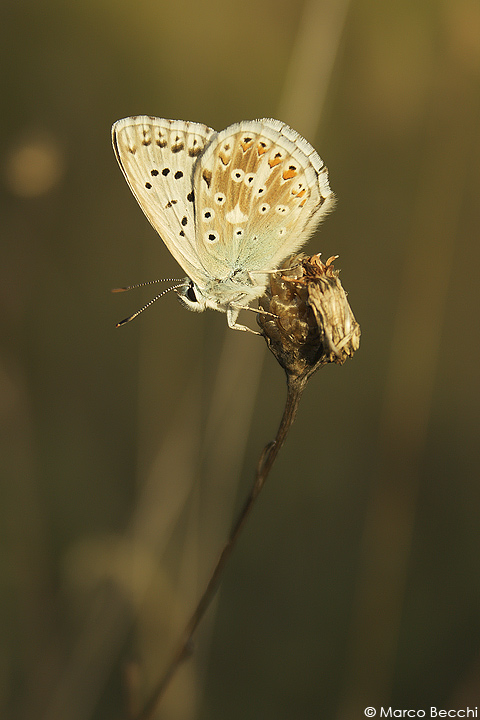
[176,279,209,313]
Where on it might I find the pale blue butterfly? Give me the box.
[112,117,335,332]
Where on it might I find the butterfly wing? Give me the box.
[112,116,216,285]
[192,118,334,280]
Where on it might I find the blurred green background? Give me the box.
[2,0,480,718]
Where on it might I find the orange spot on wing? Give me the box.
[299,198,307,207]
[219,151,230,166]
[241,140,253,152]
[268,154,282,168]
[282,167,297,180]
[257,143,267,155]
[296,189,306,198]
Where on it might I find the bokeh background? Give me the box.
[2,0,480,718]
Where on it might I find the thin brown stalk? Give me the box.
[134,375,307,720]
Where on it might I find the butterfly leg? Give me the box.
[226,305,261,334]
[231,303,277,319]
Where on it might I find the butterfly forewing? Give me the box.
[193,119,334,280]
[112,116,216,284]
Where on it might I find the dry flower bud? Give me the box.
[258,253,360,381]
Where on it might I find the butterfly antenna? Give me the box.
[115,283,186,327]
[112,278,184,293]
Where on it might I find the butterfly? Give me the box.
[112,116,335,332]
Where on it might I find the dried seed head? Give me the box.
[258,253,360,382]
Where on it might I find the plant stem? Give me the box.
[134,373,307,720]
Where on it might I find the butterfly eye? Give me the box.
[258,203,270,214]
[244,173,255,186]
[205,231,219,244]
[234,227,244,238]
[202,208,215,222]
[275,204,289,215]
[187,282,197,302]
[256,185,266,196]
[214,193,226,205]
[278,227,287,237]
[231,169,244,182]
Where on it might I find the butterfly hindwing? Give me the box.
[193,119,335,280]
